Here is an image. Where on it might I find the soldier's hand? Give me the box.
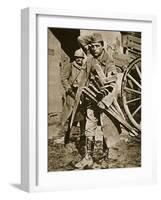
[96,92,104,101]
[67,88,75,99]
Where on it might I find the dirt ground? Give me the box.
[48,113,141,171]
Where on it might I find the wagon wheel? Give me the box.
[121,57,141,132]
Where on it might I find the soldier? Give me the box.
[61,49,87,145]
[75,33,119,169]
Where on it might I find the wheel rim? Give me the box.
[121,57,141,131]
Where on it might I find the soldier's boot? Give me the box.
[102,137,109,161]
[98,137,109,169]
[75,137,94,169]
[98,137,109,162]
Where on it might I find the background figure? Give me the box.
[61,49,87,145]
[75,33,120,169]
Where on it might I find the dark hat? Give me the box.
[90,33,103,43]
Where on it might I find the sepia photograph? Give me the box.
[47,28,141,171]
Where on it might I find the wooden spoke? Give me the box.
[125,87,141,95]
[134,64,141,79]
[126,97,141,104]
[127,73,141,89]
[132,105,141,117]
[127,79,133,88]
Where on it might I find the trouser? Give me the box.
[85,108,99,138]
[85,107,109,154]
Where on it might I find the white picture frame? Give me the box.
[21,7,156,192]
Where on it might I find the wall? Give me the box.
[48,28,80,114]
[48,29,63,113]
[0,0,160,200]
[48,28,80,139]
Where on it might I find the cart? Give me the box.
[121,32,141,132]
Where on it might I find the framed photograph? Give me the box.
[21,7,156,192]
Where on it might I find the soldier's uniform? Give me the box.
[61,49,87,144]
[75,33,120,169]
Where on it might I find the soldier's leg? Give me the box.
[102,136,109,161]
[75,108,98,169]
[64,116,72,145]
[86,136,95,157]
[80,118,86,139]
[100,112,120,164]
[79,119,86,153]
[85,108,98,159]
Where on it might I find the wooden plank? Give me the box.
[127,41,141,50]
[128,35,141,44]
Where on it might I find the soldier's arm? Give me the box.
[100,58,117,95]
[97,59,118,108]
[60,63,72,92]
[107,60,117,77]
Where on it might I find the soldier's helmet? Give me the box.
[74,49,84,58]
[90,33,103,43]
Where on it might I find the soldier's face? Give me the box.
[90,42,103,58]
[75,57,83,66]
